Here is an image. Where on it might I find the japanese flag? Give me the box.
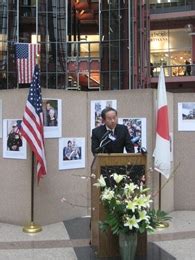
[153,67,171,179]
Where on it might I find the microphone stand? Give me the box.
[95,139,112,153]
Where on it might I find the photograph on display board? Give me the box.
[90,99,117,132]
[118,118,147,153]
[178,102,195,131]
[59,137,85,170]
[3,119,27,159]
[42,98,62,138]
[0,99,2,138]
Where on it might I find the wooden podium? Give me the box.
[91,153,147,257]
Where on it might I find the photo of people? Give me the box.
[3,119,27,159]
[44,100,58,127]
[91,100,117,132]
[59,137,85,170]
[118,118,147,153]
[44,100,58,126]
[43,98,62,138]
[7,121,22,151]
[63,139,81,161]
[178,102,195,131]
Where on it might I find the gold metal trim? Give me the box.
[23,222,42,233]
[156,221,169,229]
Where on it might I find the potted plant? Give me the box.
[94,173,171,260]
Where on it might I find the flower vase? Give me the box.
[119,232,137,260]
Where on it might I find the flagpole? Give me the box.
[159,173,161,210]
[23,53,42,233]
[36,0,38,45]
[31,153,34,222]
[23,27,42,233]
[16,0,19,89]
[16,0,19,43]
[154,67,170,228]
[23,152,42,233]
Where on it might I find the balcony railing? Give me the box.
[150,64,195,77]
[150,0,194,14]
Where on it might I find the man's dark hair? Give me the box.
[101,107,117,120]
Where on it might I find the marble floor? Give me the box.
[0,211,195,259]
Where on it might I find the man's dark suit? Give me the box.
[91,124,134,155]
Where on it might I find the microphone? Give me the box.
[141,147,147,154]
[100,130,112,141]
[95,130,116,153]
[99,130,112,147]
[108,133,116,141]
[130,136,140,144]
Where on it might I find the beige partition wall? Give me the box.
[0,88,175,225]
[174,93,195,210]
[0,89,89,225]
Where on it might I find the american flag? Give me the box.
[15,43,40,84]
[20,64,47,182]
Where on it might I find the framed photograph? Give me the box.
[118,118,147,153]
[90,99,117,132]
[3,119,27,159]
[0,99,2,138]
[59,137,85,170]
[178,102,195,131]
[43,98,62,138]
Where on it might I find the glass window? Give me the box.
[150,28,191,76]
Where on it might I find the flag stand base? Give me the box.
[156,221,169,229]
[23,222,42,233]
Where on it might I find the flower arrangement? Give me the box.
[94,172,171,235]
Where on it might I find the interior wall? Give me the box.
[0,89,89,226]
[0,88,175,226]
[174,93,195,210]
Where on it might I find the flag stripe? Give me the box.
[20,64,46,183]
[16,43,40,84]
[21,126,45,169]
[22,114,43,153]
[25,102,43,134]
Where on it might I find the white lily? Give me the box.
[101,188,115,201]
[126,200,137,212]
[134,194,152,209]
[112,173,124,184]
[124,215,139,230]
[93,175,106,187]
[124,182,138,198]
[137,210,150,222]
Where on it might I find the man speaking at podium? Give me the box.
[91,107,134,155]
